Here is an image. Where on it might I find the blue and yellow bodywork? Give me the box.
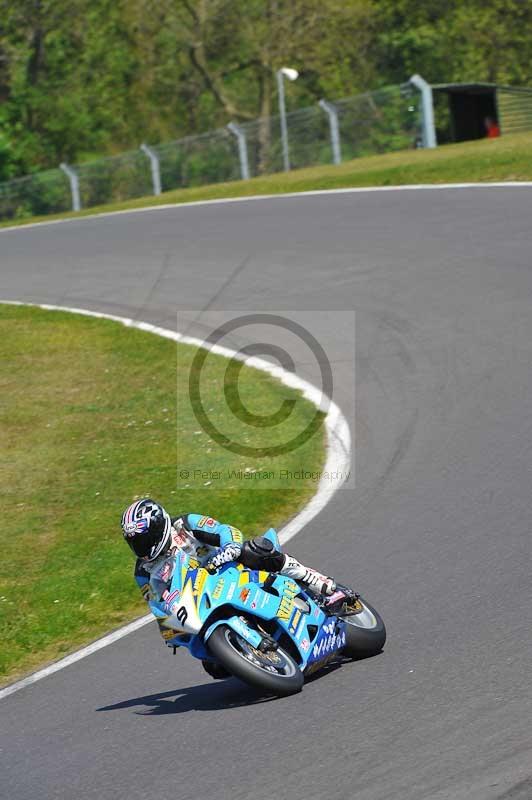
[149,529,347,675]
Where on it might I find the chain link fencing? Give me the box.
[235,83,421,174]
[0,82,422,222]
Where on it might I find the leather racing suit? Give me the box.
[134,513,335,618]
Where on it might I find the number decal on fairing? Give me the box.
[175,606,188,626]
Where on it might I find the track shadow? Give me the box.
[96,652,384,715]
[96,678,276,715]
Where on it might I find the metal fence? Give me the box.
[0,82,423,222]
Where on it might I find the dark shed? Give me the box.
[432,82,532,143]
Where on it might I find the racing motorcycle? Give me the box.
[150,528,386,696]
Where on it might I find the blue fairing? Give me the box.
[148,530,347,674]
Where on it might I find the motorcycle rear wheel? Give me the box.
[342,596,386,660]
[207,624,303,696]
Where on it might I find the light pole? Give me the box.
[277,67,299,171]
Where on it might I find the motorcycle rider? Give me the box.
[121,497,347,599]
[121,498,354,678]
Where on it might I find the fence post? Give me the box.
[140,143,162,195]
[409,74,437,148]
[319,99,342,165]
[277,70,290,171]
[227,122,250,180]
[59,162,81,211]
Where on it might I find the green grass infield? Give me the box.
[2,132,532,229]
[0,304,325,684]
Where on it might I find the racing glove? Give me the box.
[205,542,242,573]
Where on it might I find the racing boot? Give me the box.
[280,555,336,596]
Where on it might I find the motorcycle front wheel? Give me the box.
[207,624,303,696]
[341,595,386,660]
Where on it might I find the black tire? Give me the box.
[207,624,304,697]
[342,596,386,660]
[201,659,231,680]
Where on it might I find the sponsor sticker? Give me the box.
[226,582,236,602]
[193,570,207,596]
[157,560,173,583]
[197,517,216,528]
[123,518,148,537]
[290,609,302,630]
[164,589,180,613]
[301,638,310,652]
[277,580,299,621]
[172,529,190,549]
[311,629,346,660]
[239,588,250,603]
[229,526,244,543]
[212,579,225,600]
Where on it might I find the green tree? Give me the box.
[1,0,532,180]
[374,0,532,86]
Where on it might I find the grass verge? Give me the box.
[0,304,325,685]
[2,132,532,230]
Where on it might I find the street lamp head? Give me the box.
[280,67,299,81]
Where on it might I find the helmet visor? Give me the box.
[126,531,159,559]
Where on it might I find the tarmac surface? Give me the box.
[1,187,531,800]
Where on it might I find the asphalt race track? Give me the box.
[1,187,532,800]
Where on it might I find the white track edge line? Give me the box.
[0,300,351,700]
[1,180,532,233]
